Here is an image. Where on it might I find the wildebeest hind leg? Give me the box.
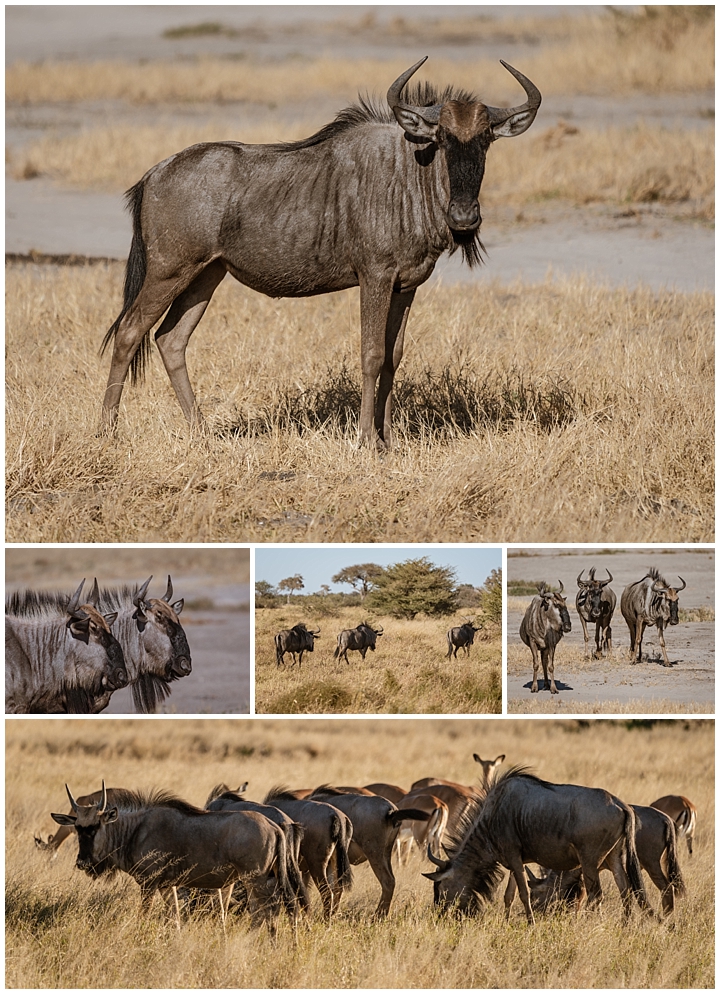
[154,260,227,429]
[359,277,395,450]
[374,288,416,449]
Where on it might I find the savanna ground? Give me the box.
[255,606,501,714]
[5,547,251,713]
[6,717,714,989]
[4,6,715,543]
[506,548,714,715]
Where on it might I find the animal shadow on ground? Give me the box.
[521,679,574,692]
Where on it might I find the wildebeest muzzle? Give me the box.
[447,198,481,232]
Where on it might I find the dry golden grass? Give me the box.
[6,717,714,988]
[5,264,713,543]
[6,9,714,105]
[255,606,501,714]
[11,120,714,220]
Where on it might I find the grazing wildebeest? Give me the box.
[446,621,481,659]
[5,579,127,714]
[527,803,685,918]
[50,782,296,930]
[519,582,571,694]
[100,58,541,449]
[620,568,686,666]
[651,794,697,855]
[394,792,450,865]
[309,785,431,917]
[423,767,649,923]
[333,622,384,663]
[274,624,321,668]
[575,567,616,658]
[264,787,354,918]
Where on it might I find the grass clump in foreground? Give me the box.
[5,266,713,543]
[254,607,501,714]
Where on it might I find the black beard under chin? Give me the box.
[449,228,485,268]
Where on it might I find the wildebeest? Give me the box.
[446,621,481,659]
[651,794,697,855]
[620,568,686,666]
[526,803,685,918]
[333,622,384,664]
[5,579,127,714]
[423,767,649,923]
[519,582,571,694]
[575,567,616,658]
[275,624,321,668]
[50,782,296,929]
[263,787,354,918]
[100,58,541,449]
[308,785,431,917]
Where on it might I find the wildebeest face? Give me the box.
[541,588,572,634]
[51,784,118,876]
[68,606,128,692]
[652,576,685,626]
[146,599,192,679]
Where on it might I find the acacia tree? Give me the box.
[366,557,458,619]
[277,574,304,604]
[331,563,385,600]
[479,568,502,624]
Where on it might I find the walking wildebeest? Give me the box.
[620,568,686,666]
[6,579,127,714]
[526,803,685,918]
[100,58,541,449]
[446,621,481,659]
[423,767,650,923]
[333,622,383,664]
[275,624,321,668]
[50,782,297,930]
[651,794,697,855]
[575,567,616,658]
[309,785,431,917]
[519,582,571,694]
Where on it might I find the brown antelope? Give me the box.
[473,754,506,789]
[650,795,697,855]
[394,792,450,865]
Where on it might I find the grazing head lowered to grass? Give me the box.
[100,58,540,450]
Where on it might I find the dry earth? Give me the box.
[5,548,250,714]
[507,549,714,714]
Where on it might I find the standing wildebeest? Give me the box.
[519,582,571,694]
[5,579,128,714]
[651,794,697,855]
[446,621,481,659]
[620,568,686,667]
[333,622,383,664]
[423,768,649,923]
[527,803,685,918]
[100,58,540,449]
[50,782,297,930]
[575,567,616,658]
[275,624,321,668]
[308,785,431,917]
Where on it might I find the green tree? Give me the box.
[277,574,304,604]
[255,580,277,608]
[479,568,502,624]
[366,557,458,619]
[456,583,481,609]
[331,563,385,600]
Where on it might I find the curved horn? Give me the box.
[387,56,442,123]
[557,580,565,594]
[576,570,588,587]
[98,780,107,814]
[486,61,542,128]
[66,579,86,616]
[65,783,79,812]
[88,578,100,607]
[133,576,153,607]
[163,576,173,603]
[675,576,687,592]
[375,624,384,634]
[426,845,451,871]
[600,569,613,587]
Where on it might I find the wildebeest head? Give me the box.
[65,580,128,694]
[358,621,384,649]
[576,567,613,621]
[51,781,119,876]
[650,572,686,626]
[537,581,572,633]
[131,575,192,679]
[388,58,541,242]
[423,847,501,914]
[292,623,321,651]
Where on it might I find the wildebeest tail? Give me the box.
[663,818,686,898]
[275,635,284,667]
[273,825,298,919]
[286,823,310,910]
[446,632,453,658]
[389,808,431,827]
[331,813,353,891]
[622,805,651,912]
[100,179,150,384]
[333,643,340,660]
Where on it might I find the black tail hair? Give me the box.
[331,814,354,892]
[101,180,150,384]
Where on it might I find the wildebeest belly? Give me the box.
[223,255,358,298]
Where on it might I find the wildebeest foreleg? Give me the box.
[657,621,672,666]
[503,872,517,918]
[541,647,558,695]
[508,858,535,924]
[578,614,591,658]
[374,288,416,449]
[529,641,542,693]
[359,277,395,450]
[154,260,227,428]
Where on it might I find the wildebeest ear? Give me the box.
[103,611,118,628]
[51,812,77,826]
[171,599,184,616]
[101,807,118,824]
[68,618,91,643]
[422,870,443,881]
[490,108,538,139]
[392,107,439,141]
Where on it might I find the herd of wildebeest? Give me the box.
[33,754,697,931]
[519,567,688,695]
[5,576,192,714]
